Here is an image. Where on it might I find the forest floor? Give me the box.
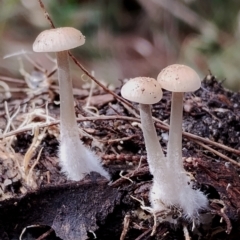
[0,72,240,240]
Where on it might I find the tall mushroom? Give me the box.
[33,27,109,181]
[155,64,208,220]
[157,64,200,169]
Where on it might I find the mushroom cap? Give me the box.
[121,77,162,104]
[157,64,201,92]
[33,27,85,52]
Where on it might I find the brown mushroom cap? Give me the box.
[157,64,201,92]
[33,27,85,52]
[121,77,162,104]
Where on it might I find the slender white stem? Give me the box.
[56,51,109,181]
[56,51,78,134]
[149,93,208,220]
[139,104,165,175]
[166,92,184,168]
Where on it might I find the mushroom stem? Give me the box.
[139,104,165,175]
[167,92,184,168]
[56,51,110,181]
[56,51,77,133]
[150,90,208,220]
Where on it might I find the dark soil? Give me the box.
[0,74,240,240]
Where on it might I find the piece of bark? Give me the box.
[0,177,121,240]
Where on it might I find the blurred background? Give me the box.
[1,0,240,91]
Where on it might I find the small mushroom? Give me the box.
[121,77,165,177]
[33,27,109,181]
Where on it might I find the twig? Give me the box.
[119,170,134,184]
[3,101,20,134]
[2,90,49,117]
[0,81,11,98]
[183,224,191,240]
[210,199,232,234]
[36,228,54,240]
[194,140,240,168]
[26,147,44,186]
[23,126,46,176]
[0,75,25,84]
[19,225,41,240]
[111,166,149,187]
[120,100,168,127]
[23,126,40,173]
[135,228,152,240]
[69,52,133,108]
[102,154,147,163]
[107,135,138,144]
[0,116,139,139]
[120,213,131,240]
[155,123,240,156]
[1,115,239,159]
[38,0,55,28]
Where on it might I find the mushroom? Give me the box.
[155,64,208,220]
[157,64,201,168]
[121,77,166,178]
[33,27,109,181]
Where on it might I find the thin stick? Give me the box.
[120,214,131,240]
[135,228,152,240]
[1,115,240,158]
[195,140,240,168]
[0,75,25,84]
[3,102,20,134]
[26,147,44,185]
[36,228,54,240]
[0,116,138,139]
[23,126,40,173]
[119,171,134,184]
[69,52,133,108]
[156,123,240,156]
[38,0,55,28]
[107,135,138,144]
[183,224,191,240]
